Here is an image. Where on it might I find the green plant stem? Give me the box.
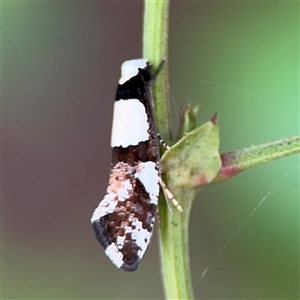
[158,188,195,300]
[143,1,195,299]
[142,2,300,299]
[143,0,172,142]
[213,135,300,183]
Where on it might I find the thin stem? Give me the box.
[142,3,300,300]
[159,188,194,300]
[143,0,172,142]
[143,1,195,299]
[214,135,300,183]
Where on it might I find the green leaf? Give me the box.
[162,116,221,198]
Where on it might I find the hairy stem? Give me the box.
[143,1,195,299]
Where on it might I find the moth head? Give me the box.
[119,58,149,85]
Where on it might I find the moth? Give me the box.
[91,59,162,271]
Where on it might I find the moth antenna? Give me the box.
[157,133,170,150]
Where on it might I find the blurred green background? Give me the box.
[2,1,299,299]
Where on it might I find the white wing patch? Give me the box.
[111,99,149,148]
[105,244,124,268]
[135,161,159,205]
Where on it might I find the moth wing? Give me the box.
[91,162,159,271]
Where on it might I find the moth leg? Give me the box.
[158,177,183,212]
